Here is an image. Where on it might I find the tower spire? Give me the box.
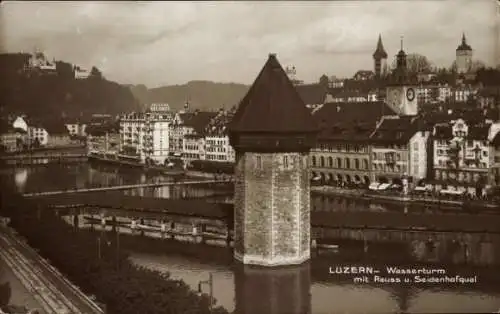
[462,32,467,44]
[400,36,404,51]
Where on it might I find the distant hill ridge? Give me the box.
[128,80,250,112]
[0,52,141,120]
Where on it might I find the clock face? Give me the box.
[406,88,415,101]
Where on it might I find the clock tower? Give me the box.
[386,37,417,116]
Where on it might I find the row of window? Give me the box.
[434,170,481,183]
[311,156,369,170]
[372,164,408,173]
[314,144,368,153]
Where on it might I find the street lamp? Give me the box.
[198,272,214,311]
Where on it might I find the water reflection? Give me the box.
[234,263,311,314]
[13,169,27,194]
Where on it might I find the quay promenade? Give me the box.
[0,226,104,314]
[311,186,500,210]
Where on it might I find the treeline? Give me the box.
[0,188,228,314]
[0,53,141,120]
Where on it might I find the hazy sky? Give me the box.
[1,1,499,87]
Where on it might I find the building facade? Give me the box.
[119,111,172,164]
[432,119,500,195]
[370,116,426,184]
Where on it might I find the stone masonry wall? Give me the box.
[234,150,311,265]
[241,152,273,259]
[272,153,301,259]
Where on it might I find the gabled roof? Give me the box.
[372,34,388,59]
[295,84,328,105]
[313,101,395,141]
[492,132,500,146]
[182,111,217,135]
[370,116,420,144]
[228,53,317,133]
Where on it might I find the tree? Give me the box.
[318,74,329,89]
[391,53,433,75]
[90,66,103,80]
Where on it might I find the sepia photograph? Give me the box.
[1,1,500,313]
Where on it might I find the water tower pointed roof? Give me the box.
[372,34,388,59]
[228,53,318,133]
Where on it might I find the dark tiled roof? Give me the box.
[370,116,420,144]
[182,111,217,135]
[205,107,236,136]
[87,123,119,136]
[372,34,388,59]
[295,84,328,105]
[228,54,318,133]
[313,101,395,141]
[456,33,472,51]
[434,123,490,141]
[478,86,500,97]
[43,121,69,135]
[492,132,500,146]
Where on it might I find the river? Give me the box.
[2,163,500,314]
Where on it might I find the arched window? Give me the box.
[345,158,350,169]
[312,156,317,167]
[328,157,333,168]
[320,156,325,167]
[354,159,360,170]
[336,157,342,168]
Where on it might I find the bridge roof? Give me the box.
[31,193,500,233]
[32,192,232,219]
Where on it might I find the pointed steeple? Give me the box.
[457,32,472,51]
[372,34,388,60]
[228,53,317,133]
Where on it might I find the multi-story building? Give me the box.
[183,134,206,162]
[454,85,477,103]
[432,118,500,196]
[119,110,173,164]
[74,66,90,79]
[0,121,22,152]
[86,122,120,155]
[204,108,236,163]
[369,115,429,184]
[330,90,369,103]
[179,110,218,163]
[477,87,500,109]
[416,84,452,105]
[45,122,72,147]
[310,101,394,186]
[491,132,500,186]
[65,120,87,137]
[27,122,48,147]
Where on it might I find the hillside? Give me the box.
[129,80,250,111]
[0,53,141,120]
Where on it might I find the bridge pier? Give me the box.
[170,222,175,239]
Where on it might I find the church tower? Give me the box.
[373,34,388,79]
[385,37,418,116]
[456,33,473,74]
[228,53,318,267]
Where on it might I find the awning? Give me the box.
[312,176,321,181]
[440,189,463,195]
[368,183,380,190]
[414,186,427,191]
[378,183,391,190]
